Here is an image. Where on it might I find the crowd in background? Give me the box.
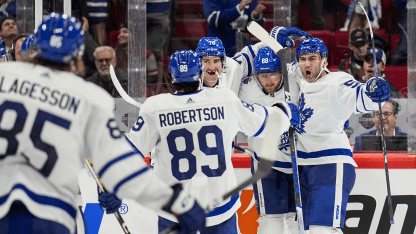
[0,0,409,126]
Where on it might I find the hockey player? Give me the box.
[196,37,244,94]
[292,38,390,233]
[238,47,300,234]
[196,27,311,94]
[122,49,300,233]
[0,13,205,234]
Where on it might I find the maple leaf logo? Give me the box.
[295,93,313,135]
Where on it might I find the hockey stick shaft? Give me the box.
[358,2,394,224]
[159,157,274,234]
[85,159,132,234]
[233,144,255,157]
[247,21,305,233]
[110,65,143,108]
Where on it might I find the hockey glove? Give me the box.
[365,77,390,102]
[273,101,301,127]
[163,184,206,234]
[98,192,122,214]
[269,26,312,48]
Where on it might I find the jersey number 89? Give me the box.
[167,125,225,181]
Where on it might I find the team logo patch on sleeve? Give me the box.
[278,131,289,151]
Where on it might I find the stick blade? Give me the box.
[247,21,283,54]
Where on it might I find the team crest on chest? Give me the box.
[295,93,313,135]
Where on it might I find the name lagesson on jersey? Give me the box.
[0,76,81,114]
[159,106,225,127]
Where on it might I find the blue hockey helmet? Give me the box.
[295,38,328,62]
[169,50,201,83]
[254,47,282,73]
[34,12,84,64]
[196,37,225,58]
[20,34,35,51]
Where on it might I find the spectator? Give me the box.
[0,0,15,19]
[146,0,171,89]
[8,34,27,61]
[359,48,402,98]
[338,28,369,81]
[80,16,100,78]
[390,0,407,66]
[18,33,35,62]
[86,46,128,97]
[0,16,17,52]
[86,0,108,45]
[353,100,407,151]
[203,0,265,57]
[292,0,325,30]
[343,0,381,31]
[115,23,159,95]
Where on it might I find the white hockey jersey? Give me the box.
[125,87,289,226]
[238,74,299,174]
[0,62,173,233]
[292,69,380,166]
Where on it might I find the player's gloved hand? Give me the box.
[343,119,349,130]
[273,101,301,127]
[98,192,122,214]
[365,77,390,102]
[163,184,206,234]
[269,26,312,48]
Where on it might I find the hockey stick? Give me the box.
[247,21,283,53]
[84,159,132,234]
[247,21,305,233]
[358,2,394,224]
[109,65,143,108]
[159,157,273,234]
[233,144,255,158]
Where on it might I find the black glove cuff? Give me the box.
[272,102,287,115]
[162,183,183,214]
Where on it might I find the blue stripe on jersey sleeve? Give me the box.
[206,194,239,217]
[297,148,353,159]
[241,53,252,77]
[359,85,369,111]
[0,184,76,219]
[124,135,146,158]
[98,151,139,178]
[253,106,268,137]
[248,45,256,59]
[113,167,150,195]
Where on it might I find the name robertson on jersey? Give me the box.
[159,106,225,127]
[0,77,81,114]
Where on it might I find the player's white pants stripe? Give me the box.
[332,163,343,227]
[253,161,266,215]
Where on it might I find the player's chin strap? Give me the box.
[358,1,394,225]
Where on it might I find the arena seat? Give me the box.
[330,31,350,66]
[384,66,408,97]
[390,33,400,55]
